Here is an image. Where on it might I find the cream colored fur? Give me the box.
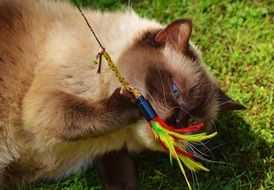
[0,0,162,184]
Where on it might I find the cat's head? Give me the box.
[117,19,244,149]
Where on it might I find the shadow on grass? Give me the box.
[20,113,272,190]
[135,113,273,190]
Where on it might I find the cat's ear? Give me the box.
[217,89,245,111]
[155,19,192,53]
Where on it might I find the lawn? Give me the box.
[20,0,273,189]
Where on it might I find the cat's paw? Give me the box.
[108,88,136,108]
[119,87,136,104]
[107,88,141,124]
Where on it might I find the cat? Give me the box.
[0,0,244,189]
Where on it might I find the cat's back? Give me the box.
[0,0,42,113]
[0,0,96,184]
[0,0,74,117]
[0,0,81,173]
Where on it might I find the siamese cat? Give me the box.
[0,0,244,189]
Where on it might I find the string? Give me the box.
[73,1,104,49]
[73,0,104,73]
[73,1,141,97]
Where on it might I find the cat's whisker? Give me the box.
[186,146,208,159]
[195,141,213,156]
[208,116,226,129]
[178,107,196,120]
[187,141,231,165]
[170,105,198,121]
[204,143,223,152]
[191,139,212,146]
[195,137,215,147]
[190,169,199,190]
[131,75,169,115]
[131,78,170,116]
[194,169,199,190]
[130,79,156,102]
[137,86,156,102]
[190,140,225,156]
[217,100,235,106]
[187,142,210,157]
[206,118,218,133]
[156,67,168,107]
[186,145,226,165]
[129,79,150,98]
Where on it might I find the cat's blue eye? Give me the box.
[171,84,180,99]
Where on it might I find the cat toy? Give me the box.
[75,3,217,190]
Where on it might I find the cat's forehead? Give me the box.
[161,45,204,83]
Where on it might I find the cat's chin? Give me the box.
[132,119,162,151]
[132,119,192,155]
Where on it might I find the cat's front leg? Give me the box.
[23,88,140,140]
[95,148,138,190]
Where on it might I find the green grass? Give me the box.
[20,0,273,189]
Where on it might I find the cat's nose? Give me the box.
[175,111,190,128]
[166,111,190,128]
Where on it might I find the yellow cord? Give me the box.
[95,48,141,98]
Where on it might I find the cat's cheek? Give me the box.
[132,119,161,151]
